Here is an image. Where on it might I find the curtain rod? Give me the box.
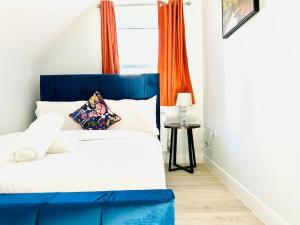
[97,0,191,8]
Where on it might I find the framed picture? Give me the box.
[222,0,259,39]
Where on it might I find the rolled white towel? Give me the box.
[13,148,37,162]
[12,113,65,162]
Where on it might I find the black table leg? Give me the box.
[168,128,174,171]
[188,129,197,168]
[187,129,194,174]
[173,128,178,166]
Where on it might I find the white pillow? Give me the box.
[135,96,158,132]
[36,96,158,134]
[106,96,159,135]
[36,101,86,130]
[48,131,79,154]
[12,113,65,162]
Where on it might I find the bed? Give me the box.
[0,74,175,225]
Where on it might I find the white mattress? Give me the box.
[0,130,166,193]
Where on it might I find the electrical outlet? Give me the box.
[212,129,217,139]
[204,128,217,150]
[208,129,214,140]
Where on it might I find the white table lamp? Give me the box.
[176,93,192,126]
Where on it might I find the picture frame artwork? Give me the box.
[222,0,259,39]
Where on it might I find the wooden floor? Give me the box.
[165,164,264,225]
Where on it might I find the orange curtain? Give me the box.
[100,0,120,74]
[158,0,195,106]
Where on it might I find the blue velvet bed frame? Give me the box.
[0,190,174,225]
[0,74,175,225]
[40,73,161,134]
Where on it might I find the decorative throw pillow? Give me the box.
[69,92,121,130]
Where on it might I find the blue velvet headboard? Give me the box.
[40,74,160,134]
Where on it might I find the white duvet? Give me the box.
[0,130,166,193]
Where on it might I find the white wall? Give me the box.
[0,53,41,134]
[41,6,101,74]
[202,0,300,224]
[0,1,97,134]
[0,0,97,60]
[41,2,204,163]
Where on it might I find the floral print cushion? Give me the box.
[69,92,121,130]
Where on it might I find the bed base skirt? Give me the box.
[0,189,175,225]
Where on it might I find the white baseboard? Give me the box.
[204,155,290,225]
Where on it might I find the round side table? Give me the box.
[164,123,201,174]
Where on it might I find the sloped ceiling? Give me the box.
[0,0,97,61]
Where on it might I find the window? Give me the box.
[115,3,158,74]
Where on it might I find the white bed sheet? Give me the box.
[0,130,166,193]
